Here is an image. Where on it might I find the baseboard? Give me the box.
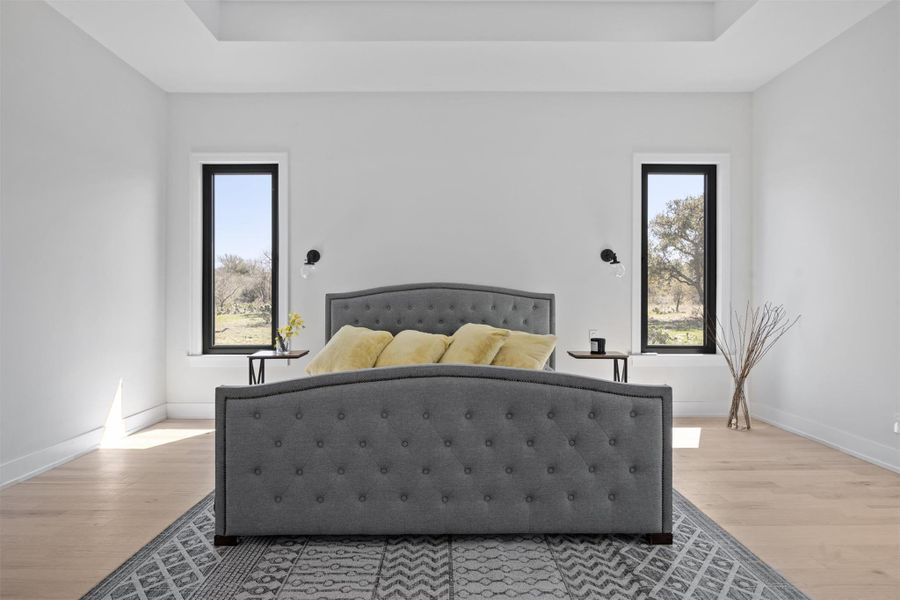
[754,404,900,474]
[167,402,215,419]
[672,401,727,417]
[0,402,168,488]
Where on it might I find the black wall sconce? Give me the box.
[601,248,626,278]
[300,249,321,279]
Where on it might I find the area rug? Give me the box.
[80,492,808,600]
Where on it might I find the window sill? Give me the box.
[629,353,725,368]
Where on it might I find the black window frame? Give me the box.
[641,163,717,354]
[202,163,279,355]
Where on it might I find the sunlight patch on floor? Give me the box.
[673,427,702,448]
[100,427,214,449]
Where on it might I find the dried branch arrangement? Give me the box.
[710,303,801,430]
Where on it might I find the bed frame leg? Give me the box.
[214,535,238,547]
[646,533,673,545]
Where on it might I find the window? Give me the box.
[641,164,716,354]
[202,164,278,354]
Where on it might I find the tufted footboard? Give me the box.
[215,364,671,542]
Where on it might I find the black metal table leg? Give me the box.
[623,358,628,383]
[249,358,258,385]
[613,360,620,382]
[259,359,265,384]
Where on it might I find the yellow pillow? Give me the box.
[492,330,557,370]
[305,325,394,375]
[439,323,509,365]
[375,330,451,367]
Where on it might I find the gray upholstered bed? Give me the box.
[214,283,672,545]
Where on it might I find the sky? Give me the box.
[646,173,705,219]
[213,173,272,265]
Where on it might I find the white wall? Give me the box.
[0,1,168,485]
[752,2,900,471]
[166,92,751,417]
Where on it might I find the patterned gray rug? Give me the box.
[80,492,808,600]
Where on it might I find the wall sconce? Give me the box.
[601,248,626,278]
[300,249,321,279]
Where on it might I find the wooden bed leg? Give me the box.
[214,535,238,547]
[646,533,673,545]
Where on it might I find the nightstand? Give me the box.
[248,349,309,384]
[566,350,630,383]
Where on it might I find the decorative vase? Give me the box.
[727,379,751,430]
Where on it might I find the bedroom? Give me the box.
[0,1,898,599]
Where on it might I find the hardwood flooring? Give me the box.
[0,417,897,600]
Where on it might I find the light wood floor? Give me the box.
[0,418,898,600]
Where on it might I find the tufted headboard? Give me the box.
[326,283,556,367]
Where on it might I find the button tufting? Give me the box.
[526,439,534,447]
[338,412,345,420]
[365,304,370,310]
[401,440,409,447]
[317,496,324,503]
[569,439,576,446]
[275,496,282,503]
[396,319,402,325]
[484,495,492,502]
[485,440,493,447]
[422,467,430,474]
[465,412,472,419]
[589,466,596,473]
[523,319,528,325]
[274,440,282,447]
[359,440,367,448]
[449,304,455,310]
[464,467,472,474]
[253,412,261,419]
[354,319,359,324]
[254,467,261,475]
[381,410,388,418]
[380,467,388,474]
[547,466,555,474]
[505,412,513,419]
[629,466,637,473]
[295,412,302,420]
[442,496,449,503]
[532,305,538,310]
[401,494,408,502]
[375,319,381,324]
[547,411,554,419]
[491,305,496,310]
[316,441,324,448]
[568,494,575,501]
[609,493,616,501]
[525,496,533,503]
[344,304,350,310]
[359,495,366,502]
[438,319,444,324]
[408,305,413,310]
[337,468,345,475]
[296,468,303,475]
[422,412,429,419]
[444,440,452,447]
[630,410,637,417]
[505,467,513,474]
[609,439,617,446]
[588,412,596,419]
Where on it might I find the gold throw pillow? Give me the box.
[305,325,394,375]
[492,330,557,370]
[375,330,451,367]
[439,323,510,365]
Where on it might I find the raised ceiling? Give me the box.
[48,0,889,92]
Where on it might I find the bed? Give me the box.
[214,283,672,545]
